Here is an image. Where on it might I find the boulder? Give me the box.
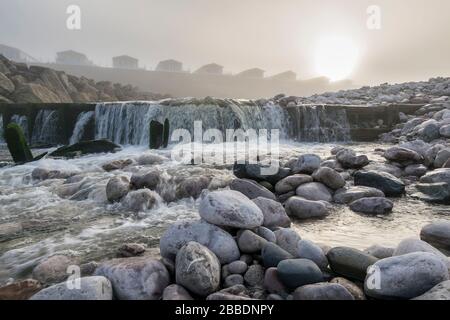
[30,276,113,300]
[261,242,293,268]
[336,149,369,169]
[117,243,146,258]
[311,167,346,190]
[106,176,130,202]
[292,154,321,174]
[0,279,42,300]
[354,170,405,197]
[364,252,449,299]
[130,171,160,190]
[274,174,312,194]
[383,147,423,164]
[254,226,277,243]
[330,277,366,300]
[137,153,166,165]
[159,219,240,264]
[412,182,450,204]
[237,230,267,253]
[95,257,170,300]
[274,228,302,256]
[198,190,264,229]
[420,168,450,185]
[293,283,354,300]
[285,197,332,219]
[162,284,193,300]
[417,119,440,142]
[32,255,77,285]
[121,189,160,212]
[49,140,121,158]
[224,274,244,288]
[364,245,394,259]
[440,124,450,138]
[403,164,427,177]
[295,182,333,202]
[420,221,450,253]
[243,264,265,287]
[327,247,378,281]
[277,259,323,289]
[175,242,221,297]
[227,261,248,275]
[349,197,394,215]
[102,159,133,172]
[252,197,291,229]
[176,176,210,199]
[434,149,450,168]
[230,178,276,200]
[333,186,385,204]
[393,238,450,268]
[233,163,291,185]
[264,267,288,296]
[413,280,450,300]
[297,239,329,270]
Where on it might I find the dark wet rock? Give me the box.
[95,257,170,300]
[333,186,385,204]
[434,149,450,168]
[364,252,449,300]
[227,261,248,275]
[383,147,423,164]
[175,242,221,297]
[364,245,395,259]
[0,279,42,300]
[403,164,427,177]
[349,197,394,215]
[285,196,332,219]
[291,154,321,174]
[327,247,378,281]
[297,239,329,270]
[274,228,302,256]
[277,191,296,203]
[117,243,146,258]
[261,242,293,268]
[243,264,265,287]
[412,182,450,204]
[121,189,160,211]
[199,190,264,229]
[130,170,160,190]
[176,176,211,199]
[102,159,133,172]
[230,178,276,200]
[420,168,450,185]
[312,167,346,190]
[295,182,333,202]
[421,221,450,253]
[293,283,354,300]
[237,230,267,253]
[49,140,121,158]
[254,226,277,243]
[354,170,405,197]
[162,284,193,300]
[31,167,76,181]
[365,163,403,178]
[106,176,130,202]
[274,174,313,194]
[30,276,113,300]
[224,274,244,288]
[80,262,99,276]
[252,197,291,229]
[330,277,366,300]
[336,148,369,169]
[277,259,323,289]
[417,119,440,142]
[393,238,450,268]
[159,219,239,264]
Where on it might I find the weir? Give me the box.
[0,101,423,146]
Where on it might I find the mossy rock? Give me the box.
[4,123,34,163]
[49,139,121,158]
[149,120,164,149]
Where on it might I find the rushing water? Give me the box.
[10,115,29,141]
[31,110,60,146]
[0,141,448,284]
[69,111,95,145]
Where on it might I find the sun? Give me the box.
[314,36,359,81]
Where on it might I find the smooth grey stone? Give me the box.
[277,259,323,289]
[327,247,378,281]
[293,283,354,300]
[162,284,193,300]
[261,242,293,268]
[285,196,332,219]
[413,280,450,300]
[106,176,130,202]
[296,182,333,202]
[227,261,248,274]
[349,197,394,215]
[252,197,291,229]
[274,174,313,194]
[330,277,366,300]
[421,221,450,253]
[354,170,405,197]
[254,226,277,243]
[238,230,267,253]
[364,245,395,259]
[274,228,302,256]
[394,238,450,268]
[263,267,288,296]
[230,178,276,200]
[224,274,244,288]
[244,264,265,287]
[292,154,321,174]
[312,167,346,190]
[297,239,329,269]
[333,186,385,204]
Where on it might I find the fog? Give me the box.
[1,0,450,85]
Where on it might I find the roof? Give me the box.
[158,59,182,65]
[270,70,297,80]
[113,55,138,61]
[57,50,87,57]
[195,63,224,73]
[236,68,265,76]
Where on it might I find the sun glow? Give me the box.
[314,36,360,81]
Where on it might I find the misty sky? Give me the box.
[1,0,450,85]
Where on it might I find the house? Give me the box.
[195,63,223,75]
[270,71,297,81]
[155,59,183,72]
[236,68,265,79]
[113,55,139,69]
[56,50,93,66]
[0,44,36,63]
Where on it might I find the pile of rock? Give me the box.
[6,197,448,300]
[0,55,169,103]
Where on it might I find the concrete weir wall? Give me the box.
[0,102,423,145]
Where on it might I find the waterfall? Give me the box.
[31,110,60,146]
[0,114,4,144]
[95,99,351,146]
[70,111,95,144]
[10,115,29,140]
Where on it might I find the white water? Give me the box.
[69,111,95,144]
[31,110,60,146]
[94,100,351,145]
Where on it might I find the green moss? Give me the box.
[4,123,34,163]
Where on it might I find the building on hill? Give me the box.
[56,50,93,66]
[0,44,37,63]
[270,70,297,81]
[195,63,223,75]
[113,55,139,69]
[236,68,265,79]
[155,59,183,72]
